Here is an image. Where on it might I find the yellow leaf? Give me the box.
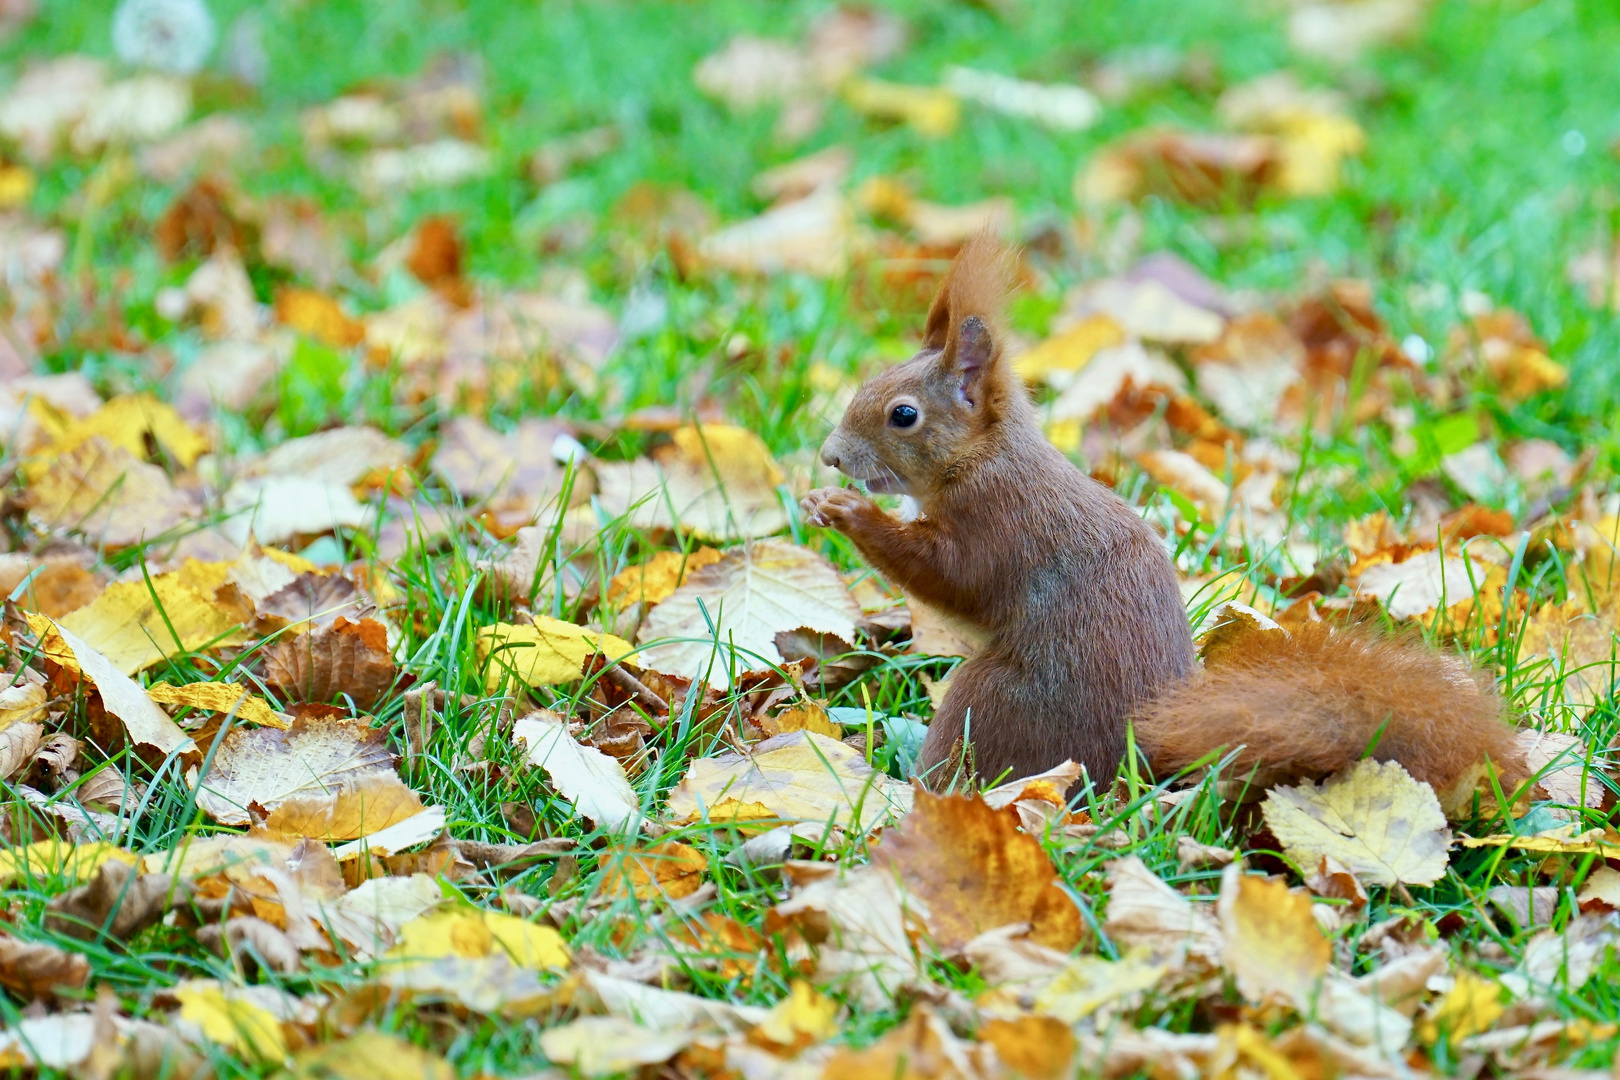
[1274,112,1366,197]
[606,547,723,608]
[751,980,839,1053]
[0,841,136,886]
[1217,866,1330,1007]
[1261,759,1451,887]
[389,909,570,971]
[262,774,426,842]
[261,546,322,575]
[603,841,708,901]
[1457,826,1620,858]
[0,163,34,207]
[842,77,959,137]
[175,982,286,1061]
[25,438,195,550]
[146,681,286,729]
[23,613,195,756]
[1033,951,1167,1022]
[1418,972,1504,1045]
[477,616,635,691]
[278,1030,454,1080]
[58,573,247,675]
[668,730,912,835]
[25,393,207,480]
[1014,315,1128,385]
[765,702,842,739]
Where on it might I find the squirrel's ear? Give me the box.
[922,282,952,350]
[950,315,997,402]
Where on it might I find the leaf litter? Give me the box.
[0,0,1617,1075]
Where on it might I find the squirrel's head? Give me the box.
[820,232,1023,500]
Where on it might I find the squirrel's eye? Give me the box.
[889,404,919,428]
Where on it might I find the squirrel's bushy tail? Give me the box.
[1133,621,1525,790]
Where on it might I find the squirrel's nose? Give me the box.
[821,447,841,470]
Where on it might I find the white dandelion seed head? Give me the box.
[112,0,216,76]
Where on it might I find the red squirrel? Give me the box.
[803,235,1528,791]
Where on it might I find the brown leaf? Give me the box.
[0,723,44,783]
[430,415,571,504]
[1079,128,1281,207]
[200,915,301,974]
[264,616,396,709]
[0,929,88,1001]
[256,572,364,634]
[405,215,463,287]
[154,177,252,262]
[0,553,106,618]
[872,787,1083,954]
[44,860,191,941]
[26,438,195,550]
[260,198,346,289]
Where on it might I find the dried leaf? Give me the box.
[603,840,708,901]
[262,774,427,842]
[768,861,921,1010]
[696,186,851,278]
[820,1007,996,1079]
[1262,759,1451,887]
[0,839,136,884]
[669,730,911,835]
[843,78,959,137]
[1032,952,1169,1024]
[278,1030,455,1080]
[174,980,288,1060]
[431,415,570,503]
[25,613,195,756]
[637,538,861,687]
[147,681,286,729]
[26,438,194,549]
[264,616,396,708]
[45,860,189,941]
[606,546,723,607]
[873,787,1082,952]
[194,713,394,826]
[389,908,570,970]
[538,1016,690,1076]
[1417,971,1504,1046]
[512,710,641,830]
[57,572,246,674]
[1102,856,1224,969]
[220,474,371,547]
[478,616,634,690]
[0,930,88,1001]
[1217,864,1330,1006]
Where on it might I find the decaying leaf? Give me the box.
[668,730,911,835]
[872,787,1083,952]
[194,713,395,826]
[478,616,634,690]
[769,862,922,1009]
[262,774,428,842]
[820,1006,997,1079]
[1217,863,1330,1006]
[595,424,791,541]
[277,1030,455,1080]
[389,908,571,970]
[1262,759,1451,887]
[44,860,190,941]
[602,840,708,901]
[538,1016,691,1076]
[25,614,195,756]
[637,538,861,687]
[512,710,641,830]
[57,573,247,675]
[264,616,396,708]
[0,930,89,1001]
[146,681,286,729]
[1101,856,1223,970]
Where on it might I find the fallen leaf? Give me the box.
[1417,971,1504,1046]
[669,730,912,835]
[25,614,195,756]
[768,861,921,1009]
[0,930,88,1001]
[1013,315,1127,386]
[1033,951,1169,1023]
[1502,914,1618,998]
[263,774,427,842]
[317,873,443,958]
[1519,599,1620,710]
[26,438,195,549]
[538,1016,690,1076]
[146,681,286,729]
[512,709,641,830]
[606,546,724,607]
[430,415,571,504]
[820,1006,995,1079]
[264,616,396,709]
[478,616,634,690]
[174,980,287,1060]
[277,1029,455,1080]
[603,840,708,901]
[1217,864,1330,1006]
[0,839,136,885]
[57,571,246,675]
[1261,759,1451,887]
[1101,855,1224,970]
[944,66,1100,131]
[1288,0,1427,63]
[750,979,839,1053]
[843,77,959,137]
[695,186,850,277]
[45,860,189,941]
[0,1014,98,1072]
[1078,128,1280,207]
[194,713,395,826]
[221,475,371,547]
[693,35,812,110]
[873,787,1083,952]
[637,538,861,687]
[579,969,769,1031]
[389,908,571,970]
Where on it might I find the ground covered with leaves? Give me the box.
[4,0,1620,1076]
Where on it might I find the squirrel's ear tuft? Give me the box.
[923,230,1012,352]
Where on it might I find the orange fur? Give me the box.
[1133,622,1526,790]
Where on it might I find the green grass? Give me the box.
[8,0,1620,1074]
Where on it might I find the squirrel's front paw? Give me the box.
[801,487,869,530]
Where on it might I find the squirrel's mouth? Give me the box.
[857,473,906,495]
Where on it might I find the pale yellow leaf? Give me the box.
[637,538,861,688]
[1217,864,1330,1006]
[1261,759,1450,887]
[0,840,136,885]
[668,730,911,835]
[174,981,287,1060]
[1033,951,1168,1023]
[57,572,247,674]
[24,613,194,756]
[477,616,634,691]
[389,908,570,970]
[512,710,641,830]
[538,1016,690,1075]
[146,681,286,729]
